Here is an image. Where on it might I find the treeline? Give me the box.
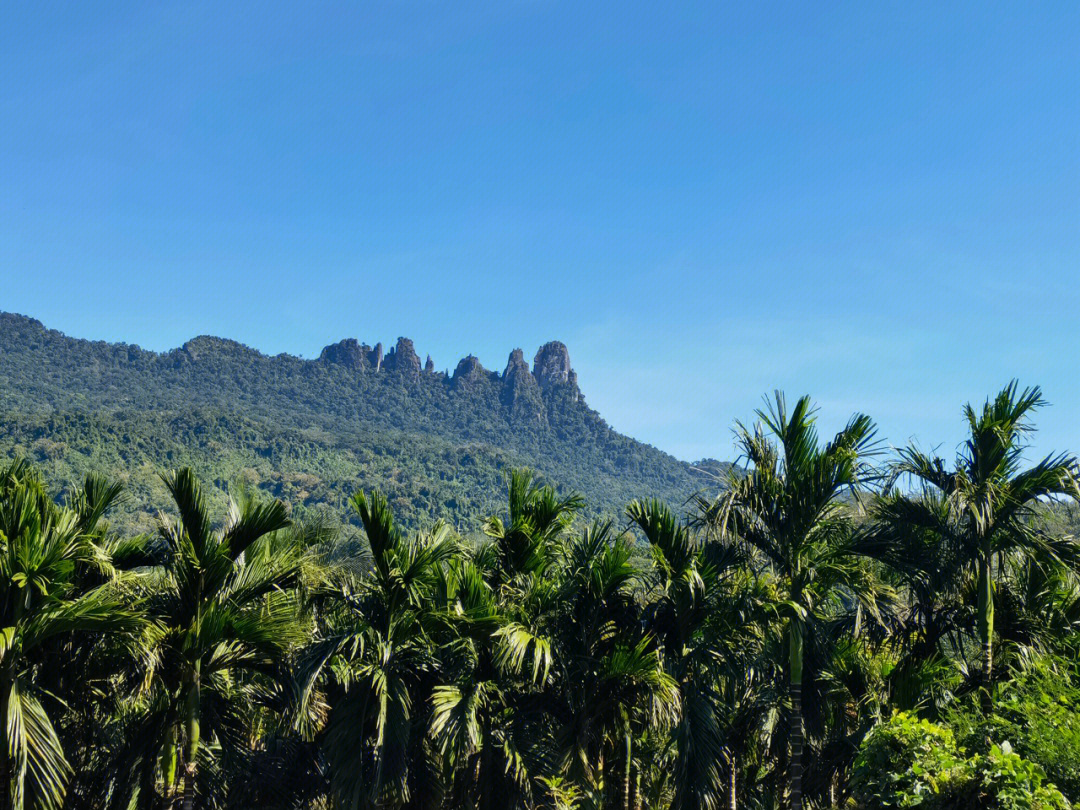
[4,383,1080,810]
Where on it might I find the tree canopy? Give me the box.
[1,383,1079,809]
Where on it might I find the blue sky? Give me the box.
[3,1,1079,463]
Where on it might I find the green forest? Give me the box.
[4,382,1080,809]
[0,313,710,532]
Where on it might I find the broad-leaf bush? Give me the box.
[851,713,971,808]
[948,658,1080,802]
[851,713,1071,809]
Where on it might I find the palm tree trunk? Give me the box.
[623,730,633,810]
[479,714,492,810]
[161,723,178,806]
[0,681,10,810]
[181,762,196,810]
[727,753,737,810]
[977,546,994,712]
[182,664,201,810]
[2,602,21,810]
[598,751,606,806]
[789,619,804,810]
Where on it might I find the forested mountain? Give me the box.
[0,312,713,530]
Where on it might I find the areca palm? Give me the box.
[994,551,1080,664]
[0,460,142,810]
[706,573,779,810]
[122,468,309,810]
[431,471,581,810]
[430,558,554,810]
[37,474,161,810]
[627,499,753,810]
[296,489,457,810]
[482,470,584,588]
[551,520,679,809]
[853,491,971,714]
[704,393,883,810]
[883,383,1079,696]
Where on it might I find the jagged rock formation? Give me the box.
[316,335,582,414]
[501,349,545,423]
[451,355,487,389]
[533,341,579,400]
[384,337,421,379]
[319,338,372,371]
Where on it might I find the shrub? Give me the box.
[850,712,971,808]
[949,657,1080,802]
[970,743,1071,810]
[850,713,1071,809]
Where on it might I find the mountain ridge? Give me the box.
[0,311,717,530]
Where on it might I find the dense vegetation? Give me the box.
[3,381,1080,809]
[0,313,711,531]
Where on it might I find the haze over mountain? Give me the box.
[0,312,718,530]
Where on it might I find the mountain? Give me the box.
[0,312,716,531]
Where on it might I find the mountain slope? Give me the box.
[0,312,714,530]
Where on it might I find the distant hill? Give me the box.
[0,312,719,532]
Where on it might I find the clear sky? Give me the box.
[3,2,1078,463]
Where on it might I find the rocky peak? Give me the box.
[451,355,486,388]
[424,355,435,373]
[371,342,384,372]
[532,341,578,397]
[319,338,371,371]
[503,348,528,376]
[384,337,421,379]
[502,348,545,422]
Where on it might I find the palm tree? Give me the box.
[992,549,1080,671]
[551,520,678,808]
[0,460,142,810]
[431,471,581,810]
[708,573,779,810]
[482,470,584,588]
[852,491,971,714]
[884,383,1079,698]
[627,498,753,810]
[430,554,557,810]
[33,473,162,810]
[296,489,457,809]
[704,393,882,810]
[127,468,310,810]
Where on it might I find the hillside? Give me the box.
[0,312,716,531]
